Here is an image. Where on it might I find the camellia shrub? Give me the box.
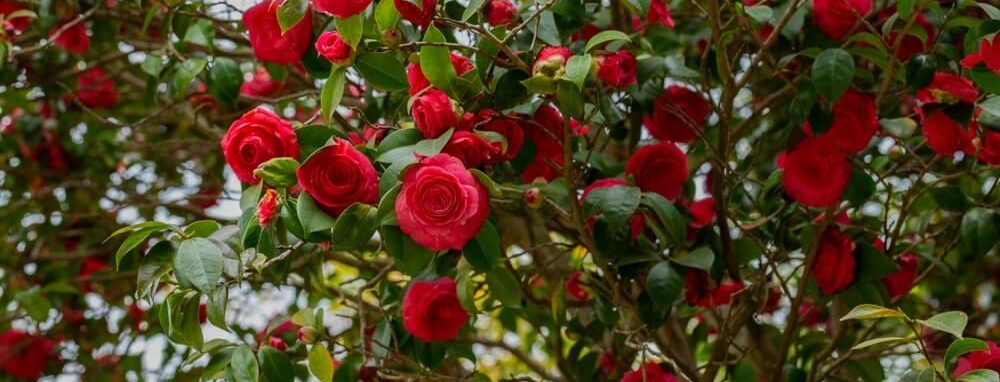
[4,0,1000,380]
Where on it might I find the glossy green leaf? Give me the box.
[811,48,854,102]
[173,238,224,294]
[309,343,335,382]
[355,52,409,92]
[840,304,906,321]
[258,346,294,382]
[486,266,522,308]
[462,220,501,271]
[321,66,347,122]
[253,157,300,188]
[331,203,378,250]
[583,185,641,227]
[230,345,260,382]
[646,261,683,308]
[419,26,458,95]
[585,30,630,52]
[918,311,968,338]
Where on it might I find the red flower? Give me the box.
[532,46,572,77]
[954,342,1000,377]
[572,24,603,42]
[595,50,638,88]
[883,254,918,299]
[973,115,1000,166]
[484,0,517,26]
[521,155,564,183]
[961,33,1000,76]
[683,269,744,307]
[394,0,436,28]
[296,139,379,216]
[395,154,489,250]
[401,277,469,342]
[812,227,856,295]
[267,337,288,351]
[411,89,460,139]
[347,125,387,146]
[625,142,689,201]
[565,271,591,301]
[798,299,825,326]
[257,189,281,226]
[802,89,877,154]
[407,52,474,95]
[0,1,31,32]
[922,109,973,157]
[310,0,371,18]
[916,72,978,105]
[581,178,645,240]
[221,108,300,184]
[51,19,90,54]
[79,256,108,294]
[74,68,118,109]
[686,198,715,228]
[812,0,871,40]
[243,0,313,65]
[646,0,675,28]
[315,31,353,65]
[781,137,852,207]
[475,111,525,162]
[241,68,288,98]
[0,330,56,380]
[442,130,500,168]
[644,85,710,143]
[621,362,680,382]
[884,12,934,61]
[600,352,616,373]
[528,105,570,154]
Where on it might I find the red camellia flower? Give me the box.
[812,0,872,40]
[647,0,676,28]
[883,254,918,299]
[581,178,644,240]
[442,131,500,168]
[347,124,387,146]
[961,33,1000,76]
[407,53,474,95]
[395,154,489,250]
[411,89,459,139]
[79,256,108,294]
[75,68,118,109]
[644,85,710,143]
[0,1,31,32]
[52,20,90,54]
[296,139,379,216]
[310,0,371,18]
[394,0,436,28]
[257,189,280,226]
[565,271,591,301]
[484,0,517,26]
[812,227,856,295]
[684,269,744,307]
[532,46,572,77]
[221,108,300,184]
[0,330,56,380]
[595,50,638,88]
[922,109,974,157]
[243,0,313,65]
[267,336,288,351]
[625,142,689,201]
[686,198,715,228]
[315,31,353,65]
[621,362,681,382]
[781,137,852,207]
[916,72,978,105]
[954,342,1000,377]
[240,68,288,98]
[473,111,525,162]
[803,89,878,154]
[401,277,469,342]
[971,111,1000,166]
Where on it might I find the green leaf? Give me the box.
[556,80,584,119]
[277,0,309,34]
[531,11,560,45]
[960,208,997,257]
[208,58,242,108]
[137,241,174,298]
[174,238,224,294]
[331,203,378,250]
[462,0,487,21]
[811,48,854,102]
[897,0,916,18]
[918,311,968,338]
[905,54,937,90]
[843,166,875,205]
[744,4,773,23]
[377,128,423,162]
[309,343,335,382]
[322,67,347,122]
[851,336,908,350]
[355,52,409,92]
[641,193,686,247]
[945,338,989,374]
[672,247,714,270]
[141,54,166,77]
[462,220,501,271]
[980,96,1000,122]
[585,30,630,52]
[880,117,918,137]
[583,185,641,227]
[419,26,458,96]
[375,0,400,31]
[646,261,683,308]
[486,266,522,308]
[115,227,157,269]
[565,54,592,89]
[840,304,906,321]
[207,286,228,330]
[899,369,936,382]
[230,345,260,382]
[184,220,221,238]
[177,292,204,350]
[958,370,1000,382]
[336,13,364,48]
[258,346,294,382]
[414,128,455,156]
[297,193,336,239]
[980,3,1000,20]
[172,57,208,98]
[382,226,435,275]
[931,186,971,212]
[470,169,503,198]
[253,157,300,188]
